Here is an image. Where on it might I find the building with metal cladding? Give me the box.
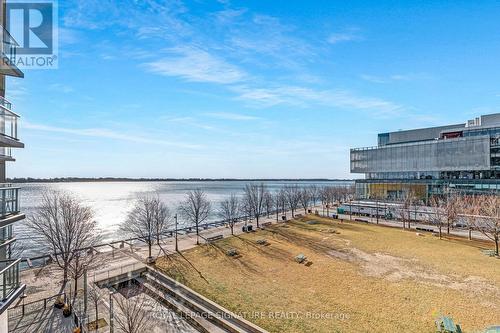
[350,113,500,201]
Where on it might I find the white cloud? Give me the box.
[233,85,403,116]
[23,122,202,149]
[361,73,434,83]
[204,112,260,121]
[48,83,74,93]
[144,47,247,84]
[328,28,362,44]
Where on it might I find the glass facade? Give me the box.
[351,136,491,173]
[351,114,500,200]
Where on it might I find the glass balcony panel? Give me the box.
[0,224,13,242]
[0,96,19,141]
[0,25,23,78]
[0,185,20,218]
[0,259,20,300]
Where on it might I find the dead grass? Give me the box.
[155,217,500,333]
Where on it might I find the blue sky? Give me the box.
[8,0,500,179]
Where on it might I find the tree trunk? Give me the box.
[439,225,442,239]
[468,228,472,240]
[256,215,260,228]
[74,278,78,299]
[495,236,499,256]
[196,222,199,245]
[95,305,99,331]
[447,220,450,234]
[230,224,234,235]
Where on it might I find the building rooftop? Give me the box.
[378,113,500,146]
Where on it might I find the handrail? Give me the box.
[0,96,12,111]
[0,258,21,275]
[351,135,490,151]
[0,183,18,190]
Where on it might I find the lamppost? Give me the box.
[109,291,115,333]
[174,214,178,252]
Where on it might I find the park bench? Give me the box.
[242,225,253,232]
[416,227,434,233]
[261,222,272,228]
[206,234,223,243]
[355,218,369,223]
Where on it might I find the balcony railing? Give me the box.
[0,224,13,242]
[0,96,12,111]
[0,259,20,300]
[0,25,23,78]
[0,147,13,160]
[0,185,20,218]
[0,96,19,141]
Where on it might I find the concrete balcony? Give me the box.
[0,148,13,162]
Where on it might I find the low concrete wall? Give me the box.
[147,267,269,333]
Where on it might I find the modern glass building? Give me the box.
[351,113,500,201]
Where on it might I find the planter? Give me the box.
[54,296,65,309]
[63,304,72,317]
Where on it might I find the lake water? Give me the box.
[15,180,352,257]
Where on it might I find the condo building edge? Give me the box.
[0,0,25,331]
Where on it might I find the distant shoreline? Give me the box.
[7,177,356,184]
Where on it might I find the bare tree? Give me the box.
[28,191,100,288]
[218,194,240,235]
[69,250,103,298]
[243,183,266,227]
[474,195,500,255]
[153,199,172,246]
[461,195,479,240]
[275,189,287,221]
[299,188,310,214]
[179,189,211,245]
[120,194,170,261]
[263,190,274,218]
[396,189,416,229]
[284,185,300,218]
[444,195,460,234]
[114,289,153,333]
[428,196,447,239]
[309,185,320,207]
[88,282,102,331]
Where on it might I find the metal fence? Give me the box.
[8,292,65,320]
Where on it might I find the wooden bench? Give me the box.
[416,227,434,233]
[355,218,369,223]
[261,222,272,228]
[206,234,223,243]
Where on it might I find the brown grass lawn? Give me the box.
[155,217,500,333]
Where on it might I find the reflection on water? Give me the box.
[16,180,351,257]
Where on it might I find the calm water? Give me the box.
[15,180,352,257]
